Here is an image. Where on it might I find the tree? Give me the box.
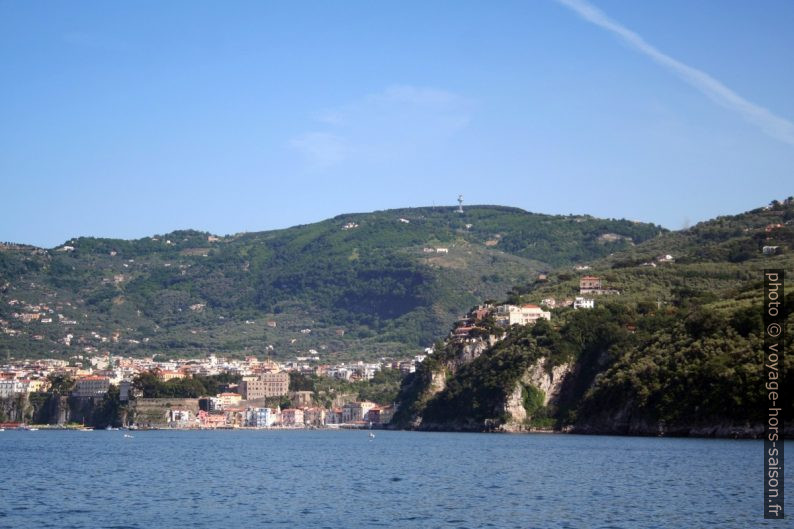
[47,374,74,395]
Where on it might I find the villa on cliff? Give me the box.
[495,304,551,326]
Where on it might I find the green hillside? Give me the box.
[0,206,661,360]
[393,198,794,436]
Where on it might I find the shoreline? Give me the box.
[7,424,790,440]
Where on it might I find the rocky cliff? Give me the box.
[500,360,571,432]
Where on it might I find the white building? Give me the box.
[247,407,276,428]
[0,380,25,398]
[574,297,595,310]
[495,304,551,326]
[540,298,557,308]
[169,409,192,423]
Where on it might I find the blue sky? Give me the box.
[2,0,793,247]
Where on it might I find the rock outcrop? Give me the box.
[500,360,571,432]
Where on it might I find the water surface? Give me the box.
[0,430,787,528]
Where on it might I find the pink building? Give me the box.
[280,408,304,427]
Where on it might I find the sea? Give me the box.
[0,429,788,528]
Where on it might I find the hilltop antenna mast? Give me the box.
[457,194,464,214]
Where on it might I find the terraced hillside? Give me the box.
[0,206,661,361]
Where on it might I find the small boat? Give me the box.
[0,428,5,432]
[28,428,39,431]
[124,434,134,438]
[368,432,376,439]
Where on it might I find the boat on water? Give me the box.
[369,432,376,439]
[123,433,134,438]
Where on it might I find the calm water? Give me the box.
[0,429,788,528]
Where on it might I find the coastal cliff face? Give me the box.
[570,400,794,439]
[396,339,492,429]
[393,294,794,438]
[393,324,565,431]
[0,393,71,425]
[0,395,32,423]
[500,361,571,432]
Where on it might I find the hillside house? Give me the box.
[495,304,551,326]
[452,325,480,339]
[579,276,602,293]
[580,276,619,295]
[763,246,780,255]
[574,297,595,310]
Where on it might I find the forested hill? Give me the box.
[392,198,794,437]
[0,206,662,360]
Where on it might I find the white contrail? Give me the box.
[555,0,794,146]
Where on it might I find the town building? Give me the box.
[290,391,313,408]
[72,375,110,398]
[239,371,290,399]
[0,379,25,398]
[169,409,192,423]
[325,408,343,425]
[157,369,185,381]
[281,408,304,426]
[216,392,242,408]
[303,407,325,426]
[246,407,276,428]
[342,401,378,423]
[119,380,131,402]
[197,410,227,428]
